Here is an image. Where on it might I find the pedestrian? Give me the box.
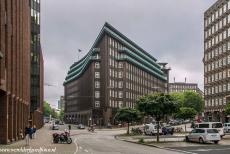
[32,125,37,139]
[25,125,30,146]
[19,129,24,139]
[68,124,71,134]
[29,125,33,139]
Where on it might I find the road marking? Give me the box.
[192,147,230,152]
[79,146,82,149]
[84,149,89,152]
[163,148,198,154]
[74,138,79,154]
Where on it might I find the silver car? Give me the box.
[186,128,220,144]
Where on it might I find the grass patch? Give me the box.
[138,138,145,144]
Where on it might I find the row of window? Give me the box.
[109,69,123,78]
[109,90,123,98]
[205,1,230,28]
[205,14,230,39]
[205,28,230,50]
[169,89,197,93]
[109,100,123,108]
[204,56,230,72]
[204,43,230,62]
[205,97,226,107]
[109,58,123,68]
[109,80,123,88]
[170,85,197,89]
[204,69,230,84]
[204,83,230,95]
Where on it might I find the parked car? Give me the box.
[224,123,230,133]
[51,124,59,130]
[144,123,162,135]
[162,125,174,135]
[59,121,65,125]
[196,122,225,138]
[185,128,220,144]
[77,124,85,129]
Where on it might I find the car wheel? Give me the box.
[185,136,189,142]
[214,141,219,144]
[199,138,204,144]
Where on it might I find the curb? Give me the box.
[114,135,164,149]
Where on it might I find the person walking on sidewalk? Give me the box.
[32,125,37,139]
[25,125,31,146]
[68,124,71,135]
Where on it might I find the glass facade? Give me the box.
[30,0,41,112]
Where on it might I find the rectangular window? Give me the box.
[118,91,123,98]
[118,81,123,88]
[95,81,100,88]
[95,72,100,78]
[95,91,100,98]
[95,62,100,68]
[118,72,123,78]
[95,101,100,108]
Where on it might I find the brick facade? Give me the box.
[0,0,31,144]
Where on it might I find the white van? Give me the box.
[144,123,162,135]
[196,122,225,137]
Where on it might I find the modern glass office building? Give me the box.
[64,23,170,126]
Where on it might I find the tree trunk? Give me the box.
[157,121,160,143]
[127,122,130,134]
[184,124,187,132]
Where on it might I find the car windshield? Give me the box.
[212,123,223,128]
[207,129,218,133]
[198,124,209,128]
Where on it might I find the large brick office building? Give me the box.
[0,0,43,144]
[204,0,230,122]
[64,23,170,126]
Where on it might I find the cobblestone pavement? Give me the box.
[0,124,76,154]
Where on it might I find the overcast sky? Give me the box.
[41,0,216,108]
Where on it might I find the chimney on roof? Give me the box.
[174,77,175,83]
[185,77,187,83]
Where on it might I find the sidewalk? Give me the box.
[0,124,76,154]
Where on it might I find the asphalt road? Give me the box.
[71,129,181,154]
[167,145,230,154]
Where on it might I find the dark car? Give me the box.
[162,125,174,135]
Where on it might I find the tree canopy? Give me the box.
[183,91,204,113]
[115,108,142,134]
[225,103,230,115]
[136,93,179,121]
[176,107,197,120]
[43,101,52,117]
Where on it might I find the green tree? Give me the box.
[59,109,64,121]
[170,92,184,107]
[136,93,179,142]
[176,107,197,132]
[183,91,204,113]
[43,101,52,117]
[115,108,142,134]
[224,103,230,115]
[51,109,58,119]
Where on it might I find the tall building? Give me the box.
[0,0,31,144]
[58,96,65,110]
[204,0,230,122]
[169,82,203,96]
[64,22,170,126]
[29,0,44,129]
